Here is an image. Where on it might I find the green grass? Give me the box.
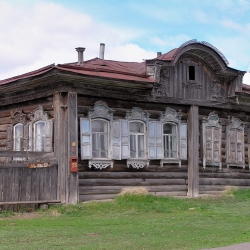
[1,189,250,249]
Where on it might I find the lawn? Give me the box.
[1,189,250,250]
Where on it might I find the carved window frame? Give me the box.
[29,105,53,152]
[125,107,150,169]
[202,112,222,169]
[158,107,187,167]
[80,101,114,169]
[226,117,245,168]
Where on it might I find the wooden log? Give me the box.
[79,178,186,186]
[79,194,116,202]
[79,185,188,195]
[199,172,250,179]
[152,191,187,197]
[199,178,250,186]
[199,185,237,191]
[0,161,58,168]
[78,172,188,179]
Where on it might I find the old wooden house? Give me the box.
[1,39,250,207]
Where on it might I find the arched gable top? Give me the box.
[149,40,242,76]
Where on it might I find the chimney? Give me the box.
[99,43,105,59]
[75,47,85,66]
[157,52,162,57]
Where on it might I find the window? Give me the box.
[92,119,109,158]
[202,112,221,169]
[148,108,187,167]
[129,121,145,159]
[163,123,177,158]
[189,66,195,80]
[34,121,46,151]
[226,117,245,168]
[80,101,113,169]
[29,106,53,152]
[13,123,24,151]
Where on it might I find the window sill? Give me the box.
[127,159,149,169]
[89,160,113,170]
[160,159,181,167]
[203,160,222,170]
[226,162,245,169]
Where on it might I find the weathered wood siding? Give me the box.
[0,164,58,202]
[162,55,228,101]
[78,163,188,201]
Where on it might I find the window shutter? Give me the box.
[121,119,129,159]
[45,120,53,152]
[148,121,162,159]
[28,123,33,151]
[80,118,91,159]
[180,123,187,160]
[6,125,13,151]
[237,130,244,163]
[23,123,29,151]
[112,120,121,160]
[213,128,220,162]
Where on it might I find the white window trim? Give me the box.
[202,112,222,170]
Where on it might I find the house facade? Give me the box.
[1,39,250,206]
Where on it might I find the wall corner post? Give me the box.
[187,105,199,197]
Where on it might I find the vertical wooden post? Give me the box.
[68,92,78,204]
[54,92,69,204]
[187,105,199,197]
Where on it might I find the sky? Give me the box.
[0,0,250,84]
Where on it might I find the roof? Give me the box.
[0,58,154,85]
[236,84,250,95]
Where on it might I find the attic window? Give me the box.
[189,66,195,80]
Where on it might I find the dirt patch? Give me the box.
[119,187,148,196]
[0,212,41,220]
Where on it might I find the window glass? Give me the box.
[34,121,46,151]
[14,123,23,151]
[129,121,145,158]
[163,123,177,158]
[92,120,108,158]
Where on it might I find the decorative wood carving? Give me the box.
[30,105,49,122]
[10,110,27,125]
[160,107,182,124]
[89,100,114,121]
[227,117,244,131]
[212,81,224,99]
[127,160,149,169]
[88,160,113,169]
[126,107,149,123]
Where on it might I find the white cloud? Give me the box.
[0,1,154,80]
[243,72,250,85]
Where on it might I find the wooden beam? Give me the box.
[187,105,199,197]
[68,92,78,204]
[0,151,54,158]
[0,200,61,205]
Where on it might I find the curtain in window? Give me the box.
[163,123,177,158]
[34,121,46,151]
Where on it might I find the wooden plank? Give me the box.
[79,185,188,195]
[78,172,188,179]
[199,172,250,179]
[0,151,54,158]
[187,105,199,197]
[152,191,187,197]
[0,200,61,205]
[199,178,250,186]
[68,92,78,204]
[0,168,3,201]
[79,194,116,202]
[0,161,58,168]
[79,178,186,186]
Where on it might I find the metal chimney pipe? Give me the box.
[75,47,85,66]
[157,52,162,57]
[99,43,105,59]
